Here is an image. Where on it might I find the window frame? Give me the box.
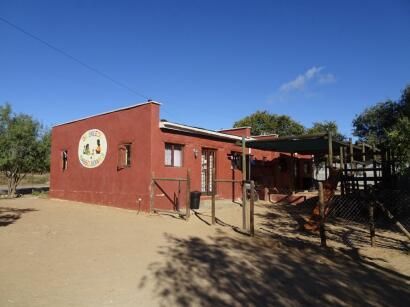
[117,143,132,170]
[62,150,68,171]
[165,143,184,167]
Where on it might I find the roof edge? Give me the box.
[160,121,243,141]
[53,101,161,128]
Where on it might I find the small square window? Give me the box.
[165,143,183,167]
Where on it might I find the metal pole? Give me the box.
[242,136,247,230]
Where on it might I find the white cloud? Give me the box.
[279,66,335,93]
[318,73,336,84]
[268,66,336,104]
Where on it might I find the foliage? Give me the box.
[306,120,346,141]
[352,100,402,145]
[233,110,305,136]
[0,103,50,197]
[353,84,410,171]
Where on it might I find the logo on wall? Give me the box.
[78,129,107,168]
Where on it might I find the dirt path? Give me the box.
[0,197,409,306]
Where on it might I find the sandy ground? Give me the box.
[0,197,409,307]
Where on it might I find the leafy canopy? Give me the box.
[306,121,346,141]
[233,110,344,139]
[0,103,50,196]
[353,84,410,170]
[233,110,305,136]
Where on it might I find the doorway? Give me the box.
[201,149,216,195]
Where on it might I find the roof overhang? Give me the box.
[159,121,243,141]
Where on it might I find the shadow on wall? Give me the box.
[140,211,410,306]
[0,207,37,227]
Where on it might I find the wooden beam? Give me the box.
[212,167,216,225]
[149,172,155,213]
[250,180,255,237]
[318,182,327,247]
[327,131,333,167]
[242,136,247,230]
[152,177,188,182]
[186,168,191,220]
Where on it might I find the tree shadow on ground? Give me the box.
[0,207,37,227]
[141,228,410,307]
[260,201,409,253]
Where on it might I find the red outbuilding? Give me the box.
[50,102,313,211]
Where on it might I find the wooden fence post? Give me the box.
[242,136,247,230]
[212,167,216,225]
[250,180,255,237]
[369,201,375,247]
[186,168,191,220]
[340,146,345,195]
[150,172,155,213]
[318,182,327,247]
[327,132,333,168]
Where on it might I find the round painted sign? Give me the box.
[78,129,107,168]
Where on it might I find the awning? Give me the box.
[245,133,366,155]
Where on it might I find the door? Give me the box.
[201,149,216,195]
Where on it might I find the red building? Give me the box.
[50,102,312,211]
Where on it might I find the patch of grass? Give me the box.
[32,190,49,198]
[0,173,50,186]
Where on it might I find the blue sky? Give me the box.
[1,0,409,136]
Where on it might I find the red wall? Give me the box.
[50,103,157,210]
[50,102,313,212]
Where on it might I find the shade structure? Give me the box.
[245,133,357,155]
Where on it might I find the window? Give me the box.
[62,150,68,170]
[165,143,183,167]
[118,143,132,169]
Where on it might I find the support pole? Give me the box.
[250,180,255,237]
[186,168,191,220]
[327,132,333,168]
[377,201,410,241]
[318,182,327,247]
[291,153,296,194]
[372,145,378,185]
[242,136,247,230]
[211,167,216,225]
[150,172,155,213]
[349,138,354,191]
[340,147,345,195]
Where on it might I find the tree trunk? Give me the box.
[7,175,17,198]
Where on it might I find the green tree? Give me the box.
[233,110,305,136]
[0,103,50,197]
[352,100,402,146]
[353,84,410,171]
[306,121,346,141]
